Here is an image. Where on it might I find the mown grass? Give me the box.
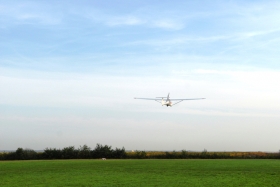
[1,159,280,187]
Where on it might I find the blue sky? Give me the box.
[1,0,280,151]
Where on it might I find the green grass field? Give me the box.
[1,159,280,186]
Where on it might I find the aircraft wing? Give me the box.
[134,98,162,100]
[169,98,205,101]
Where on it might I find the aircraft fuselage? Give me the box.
[162,100,172,107]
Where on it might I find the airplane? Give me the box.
[134,93,205,107]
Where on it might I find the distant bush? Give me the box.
[61,146,78,159]
[14,148,37,160]
[43,148,62,159]
[78,145,91,159]
[112,147,126,159]
[92,144,113,158]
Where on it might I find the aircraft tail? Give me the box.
[166,93,170,102]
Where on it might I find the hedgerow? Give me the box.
[1,145,279,160]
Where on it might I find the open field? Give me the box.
[1,159,280,186]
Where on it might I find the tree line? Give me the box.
[127,150,280,159]
[1,145,280,160]
[0,144,126,160]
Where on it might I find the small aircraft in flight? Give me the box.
[134,93,205,107]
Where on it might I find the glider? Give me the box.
[134,93,205,107]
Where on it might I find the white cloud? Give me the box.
[152,19,184,30]
[105,16,144,26]
[0,2,62,25]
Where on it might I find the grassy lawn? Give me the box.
[0,159,280,187]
